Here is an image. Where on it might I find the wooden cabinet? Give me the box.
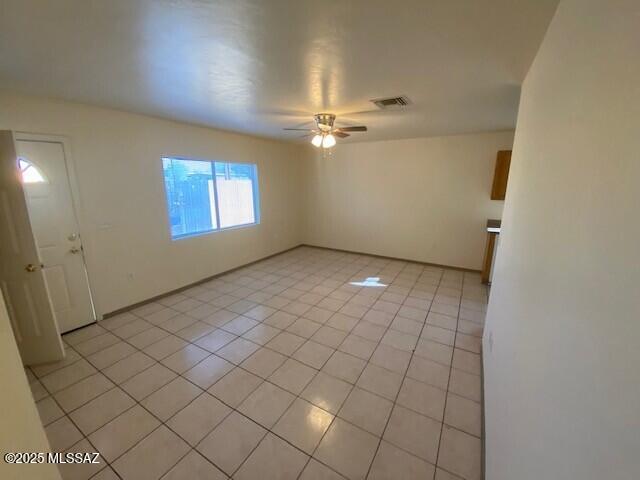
[491,150,512,200]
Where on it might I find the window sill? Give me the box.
[171,221,260,241]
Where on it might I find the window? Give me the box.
[162,157,259,239]
[18,158,46,183]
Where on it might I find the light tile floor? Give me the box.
[26,246,487,480]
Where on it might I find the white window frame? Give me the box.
[162,156,261,240]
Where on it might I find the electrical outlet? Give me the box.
[488,330,494,353]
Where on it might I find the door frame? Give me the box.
[14,131,100,323]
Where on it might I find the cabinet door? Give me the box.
[491,150,512,200]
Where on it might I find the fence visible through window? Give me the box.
[162,157,259,239]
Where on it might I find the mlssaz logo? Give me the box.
[47,452,100,464]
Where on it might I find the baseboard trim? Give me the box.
[62,321,98,336]
[103,244,304,318]
[300,243,481,273]
[104,242,480,319]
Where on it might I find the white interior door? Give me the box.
[16,139,95,334]
[0,130,65,365]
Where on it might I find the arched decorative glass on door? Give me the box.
[18,158,46,183]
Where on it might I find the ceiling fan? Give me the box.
[284,113,367,148]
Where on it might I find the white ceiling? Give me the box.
[0,0,558,142]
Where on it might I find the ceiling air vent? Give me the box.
[371,95,412,109]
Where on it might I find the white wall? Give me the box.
[0,92,306,314]
[303,131,513,270]
[0,294,61,480]
[483,1,640,479]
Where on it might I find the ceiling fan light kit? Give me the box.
[284,112,368,149]
[321,134,336,148]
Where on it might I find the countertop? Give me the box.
[487,219,501,233]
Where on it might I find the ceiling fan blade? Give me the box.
[334,131,350,138]
[338,109,380,116]
[337,126,367,132]
[283,128,315,131]
[255,108,314,117]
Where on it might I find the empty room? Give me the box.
[0,0,638,479]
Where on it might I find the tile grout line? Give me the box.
[230,260,429,479]
[44,273,446,417]
[173,259,425,477]
[175,275,444,475]
[167,253,404,478]
[47,250,378,478]
[363,267,445,480]
[432,271,464,477]
[432,270,482,480]
[233,252,477,477]
[33,247,485,480]
[34,358,121,478]
[292,267,411,479]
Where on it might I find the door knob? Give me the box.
[70,246,81,254]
